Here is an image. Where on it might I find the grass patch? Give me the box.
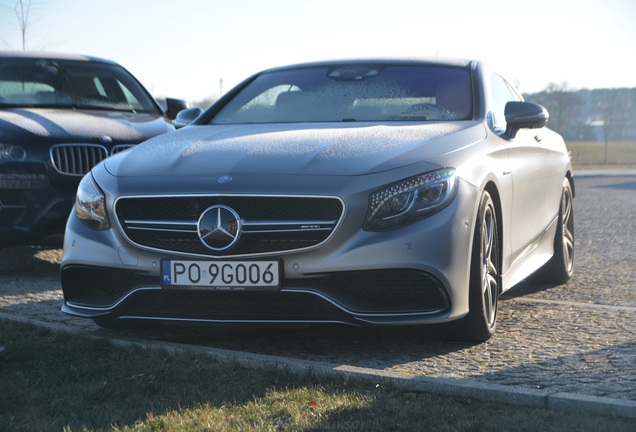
[568,141,636,167]
[0,320,632,431]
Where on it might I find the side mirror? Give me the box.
[165,98,190,120]
[504,101,549,138]
[174,107,204,129]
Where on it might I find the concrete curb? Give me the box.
[2,312,635,420]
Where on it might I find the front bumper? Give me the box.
[0,172,75,246]
[61,265,451,325]
[61,180,479,327]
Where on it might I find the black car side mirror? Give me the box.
[165,98,190,120]
[174,107,204,129]
[504,101,549,138]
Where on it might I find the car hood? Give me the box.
[106,122,487,178]
[0,108,173,144]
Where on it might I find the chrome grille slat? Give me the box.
[123,219,338,235]
[124,220,197,234]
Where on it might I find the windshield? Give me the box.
[212,64,472,124]
[0,58,160,113]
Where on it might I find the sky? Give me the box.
[1,0,635,103]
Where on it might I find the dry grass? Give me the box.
[567,141,636,168]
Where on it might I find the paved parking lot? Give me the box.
[1,173,635,413]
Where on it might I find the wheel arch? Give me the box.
[566,171,575,198]
[482,181,504,296]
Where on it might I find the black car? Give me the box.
[0,51,187,246]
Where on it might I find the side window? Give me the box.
[490,74,520,132]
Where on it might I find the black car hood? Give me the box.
[0,108,173,145]
[105,122,487,178]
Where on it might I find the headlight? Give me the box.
[75,174,110,230]
[0,144,28,163]
[364,168,458,231]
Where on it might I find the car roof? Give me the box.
[262,57,476,73]
[0,50,118,65]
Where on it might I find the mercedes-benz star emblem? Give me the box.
[197,205,241,251]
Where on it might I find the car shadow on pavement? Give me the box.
[123,322,481,368]
[499,280,562,300]
[0,246,61,276]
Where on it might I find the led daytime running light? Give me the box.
[365,168,457,231]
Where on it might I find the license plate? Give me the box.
[161,259,280,290]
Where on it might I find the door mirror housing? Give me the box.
[174,107,204,129]
[164,98,190,120]
[504,101,549,138]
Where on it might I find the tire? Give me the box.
[442,191,500,342]
[532,178,574,285]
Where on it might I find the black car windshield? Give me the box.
[0,58,159,113]
[212,64,472,124]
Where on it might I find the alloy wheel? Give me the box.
[480,200,499,327]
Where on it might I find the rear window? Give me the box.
[212,64,472,124]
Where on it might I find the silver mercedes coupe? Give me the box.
[61,58,574,341]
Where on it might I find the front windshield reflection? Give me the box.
[212,64,472,124]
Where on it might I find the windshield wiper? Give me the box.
[72,104,137,113]
[0,102,70,109]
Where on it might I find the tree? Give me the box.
[14,0,32,50]
[524,82,583,140]
[525,84,636,145]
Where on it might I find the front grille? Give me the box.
[51,144,108,175]
[50,144,134,176]
[118,290,353,322]
[116,195,344,257]
[112,145,134,155]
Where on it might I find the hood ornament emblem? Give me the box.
[218,175,232,183]
[99,135,113,144]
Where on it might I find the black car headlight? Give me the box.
[0,144,29,164]
[364,168,458,231]
[75,174,110,230]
